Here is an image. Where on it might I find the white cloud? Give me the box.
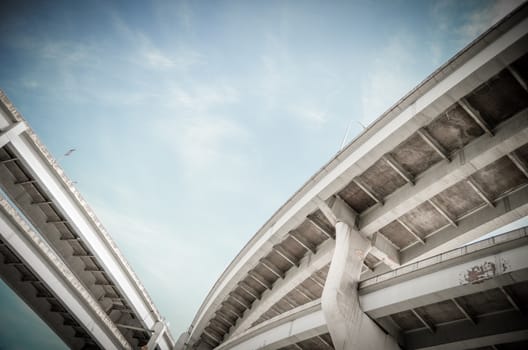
[175,117,248,173]
[41,41,92,64]
[140,46,203,71]
[360,34,417,126]
[90,201,223,331]
[432,0,525,46]
[8,35,98,69]
[166,84,239,111]
[360,0,525,128]
[21,80,39,89]
[111,11,203,72]
[144,49,176,69]
[154,115,251,193]
[458,0,524,43]
[288,104,328,126]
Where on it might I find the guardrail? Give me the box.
[361,226,528,288]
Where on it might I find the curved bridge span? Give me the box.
[0,96,175,348]
[182,4,528,350]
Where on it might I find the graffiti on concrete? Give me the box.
[460,261,498,285]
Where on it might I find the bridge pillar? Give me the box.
[142,321,167,350]
[321,199,399,350]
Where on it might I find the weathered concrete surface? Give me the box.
[322,221,399,350]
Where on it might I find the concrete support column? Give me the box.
[321,221,399,350]
[143,321,167,350]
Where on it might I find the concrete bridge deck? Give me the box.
[0,92,175,349]
[183,3,528,349]
[217,226,528,350]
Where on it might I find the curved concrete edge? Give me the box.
[228,239,334,338]
[212,227,528,350]
[186,7,528,344]
[360,226,528,292]
[228,134,528,340]
[216,300,326,350]
[0,195,131,349]
[0,93,175,348]
[361,242,528,319]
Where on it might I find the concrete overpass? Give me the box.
[181,3,528,349]
[0,93,175,348]
[217,226,528,350]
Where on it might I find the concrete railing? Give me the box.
[361,226,528,289]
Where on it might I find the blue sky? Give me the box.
[0,0,525,348]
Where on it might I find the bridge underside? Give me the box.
[0,80,174,348]
[225,228,528,350]
[0,143,151,348]
[0,236,100,349]
[188,7,528,347]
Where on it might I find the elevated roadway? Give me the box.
[182,4,528,349]
[0,93,175,349]
[219,227,528,350]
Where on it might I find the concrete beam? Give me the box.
[185,15,528,343]
[508,151,528,179]
[289,233,316,254]
[397,218,425,245]
[467,178,494,207]
[307,217,333,239]
[383,154,415,185]
[217,301,327,350]
[330,196,357,230]
[360,108,528,237]
[0,121,27,148]
[404,311,528,350]
[233,174,528,335]
[451,298,476,325]
[417,128,449,161]
[370,232,400,269]
[261,260,284,279]
[360,239,528,318]
[273,245,299,267]
[229,239,335,338]
[327,196,400,268]
[428,199,457,228]
[0,196,130,349]
[145,321,167,350]
[238,282,260,301]
[507,65,528,92]
[401,184,528,264]
[321,221,398,350]
[314,196,337,227]
[1,130,174,349]
[458,98,493,136]
[353,178,383,204]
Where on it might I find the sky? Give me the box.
[0,0,526,348]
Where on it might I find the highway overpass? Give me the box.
[0,95,176,348]
[218,227,528,350]
[180,3,528,350]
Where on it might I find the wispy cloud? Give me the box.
[288,104,328,127]
[458,0,524,43]
[360,34,418,125]
[110,11,203,72]
[165,84,239,111]
[41,41,93,64]
[90,201,233,330]
[144,49,177,69]
[253,32,342,129]
[360,0,525,127]
[431,0,525,48]
[155,115,251,191]
[140,46,203,71]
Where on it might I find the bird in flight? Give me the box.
[64,148,76,157]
